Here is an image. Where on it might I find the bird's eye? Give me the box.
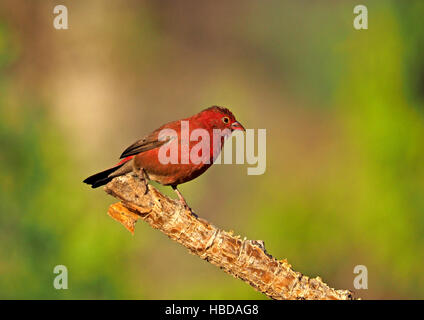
[222,117,230,124]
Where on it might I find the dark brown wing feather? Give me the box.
[120,130,170,159]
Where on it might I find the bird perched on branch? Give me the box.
[83,106,245,211]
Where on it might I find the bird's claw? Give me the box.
[178,199,197,218]
[183,204,198,218]
[143,182,149,195]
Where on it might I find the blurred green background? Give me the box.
[1,0,423,299]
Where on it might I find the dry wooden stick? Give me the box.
[104,174,355,300]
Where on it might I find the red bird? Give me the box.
[83,106,245,210]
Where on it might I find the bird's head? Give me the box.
[200,106,245,132]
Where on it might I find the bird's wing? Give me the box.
[120,129,172,159]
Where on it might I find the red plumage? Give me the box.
[83,106,245,209]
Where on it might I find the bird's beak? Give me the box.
[231,121,246,132]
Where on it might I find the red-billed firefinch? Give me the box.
[83,106,245,210]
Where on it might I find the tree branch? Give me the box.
[104,174,355,300]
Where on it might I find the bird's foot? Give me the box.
[136,168,149,195]
[181,202,198,218]
[172,185,197,218]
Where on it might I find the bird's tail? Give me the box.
[83,156,134,188]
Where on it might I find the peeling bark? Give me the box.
[104,174,355,300]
